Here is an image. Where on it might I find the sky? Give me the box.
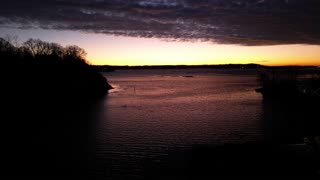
[1,0,320,66]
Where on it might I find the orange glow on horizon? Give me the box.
[1,28,319,66]
[82,35,320,66]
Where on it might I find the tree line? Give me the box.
[0,36,88,66]
[0,36,112,100]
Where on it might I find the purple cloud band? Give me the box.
[1,0,320,45]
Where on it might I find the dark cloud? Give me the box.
[1,0,320,45]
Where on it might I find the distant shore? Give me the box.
[94,64,318,72]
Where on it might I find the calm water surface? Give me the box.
[90,69,267,179]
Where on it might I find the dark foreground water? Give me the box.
[88,69,320,179]
[2,69,319,178]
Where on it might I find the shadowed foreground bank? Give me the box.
[0,37,111,177]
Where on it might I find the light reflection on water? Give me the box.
[90,69,264,178]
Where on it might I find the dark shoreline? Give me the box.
[0,37,112,177]
[94,64,318,72]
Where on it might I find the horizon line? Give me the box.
[92,63,319,67]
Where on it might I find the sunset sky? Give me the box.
[1,0,320,66]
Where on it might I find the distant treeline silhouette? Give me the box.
[0,36,112,100]
[94,64,265,71]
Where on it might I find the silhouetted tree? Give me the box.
[23,38,40,56]
[23,38,54,56]
[0,37,15,53]
[50,42,64,58]
[64,45,88,65]
[4,35,20,47]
